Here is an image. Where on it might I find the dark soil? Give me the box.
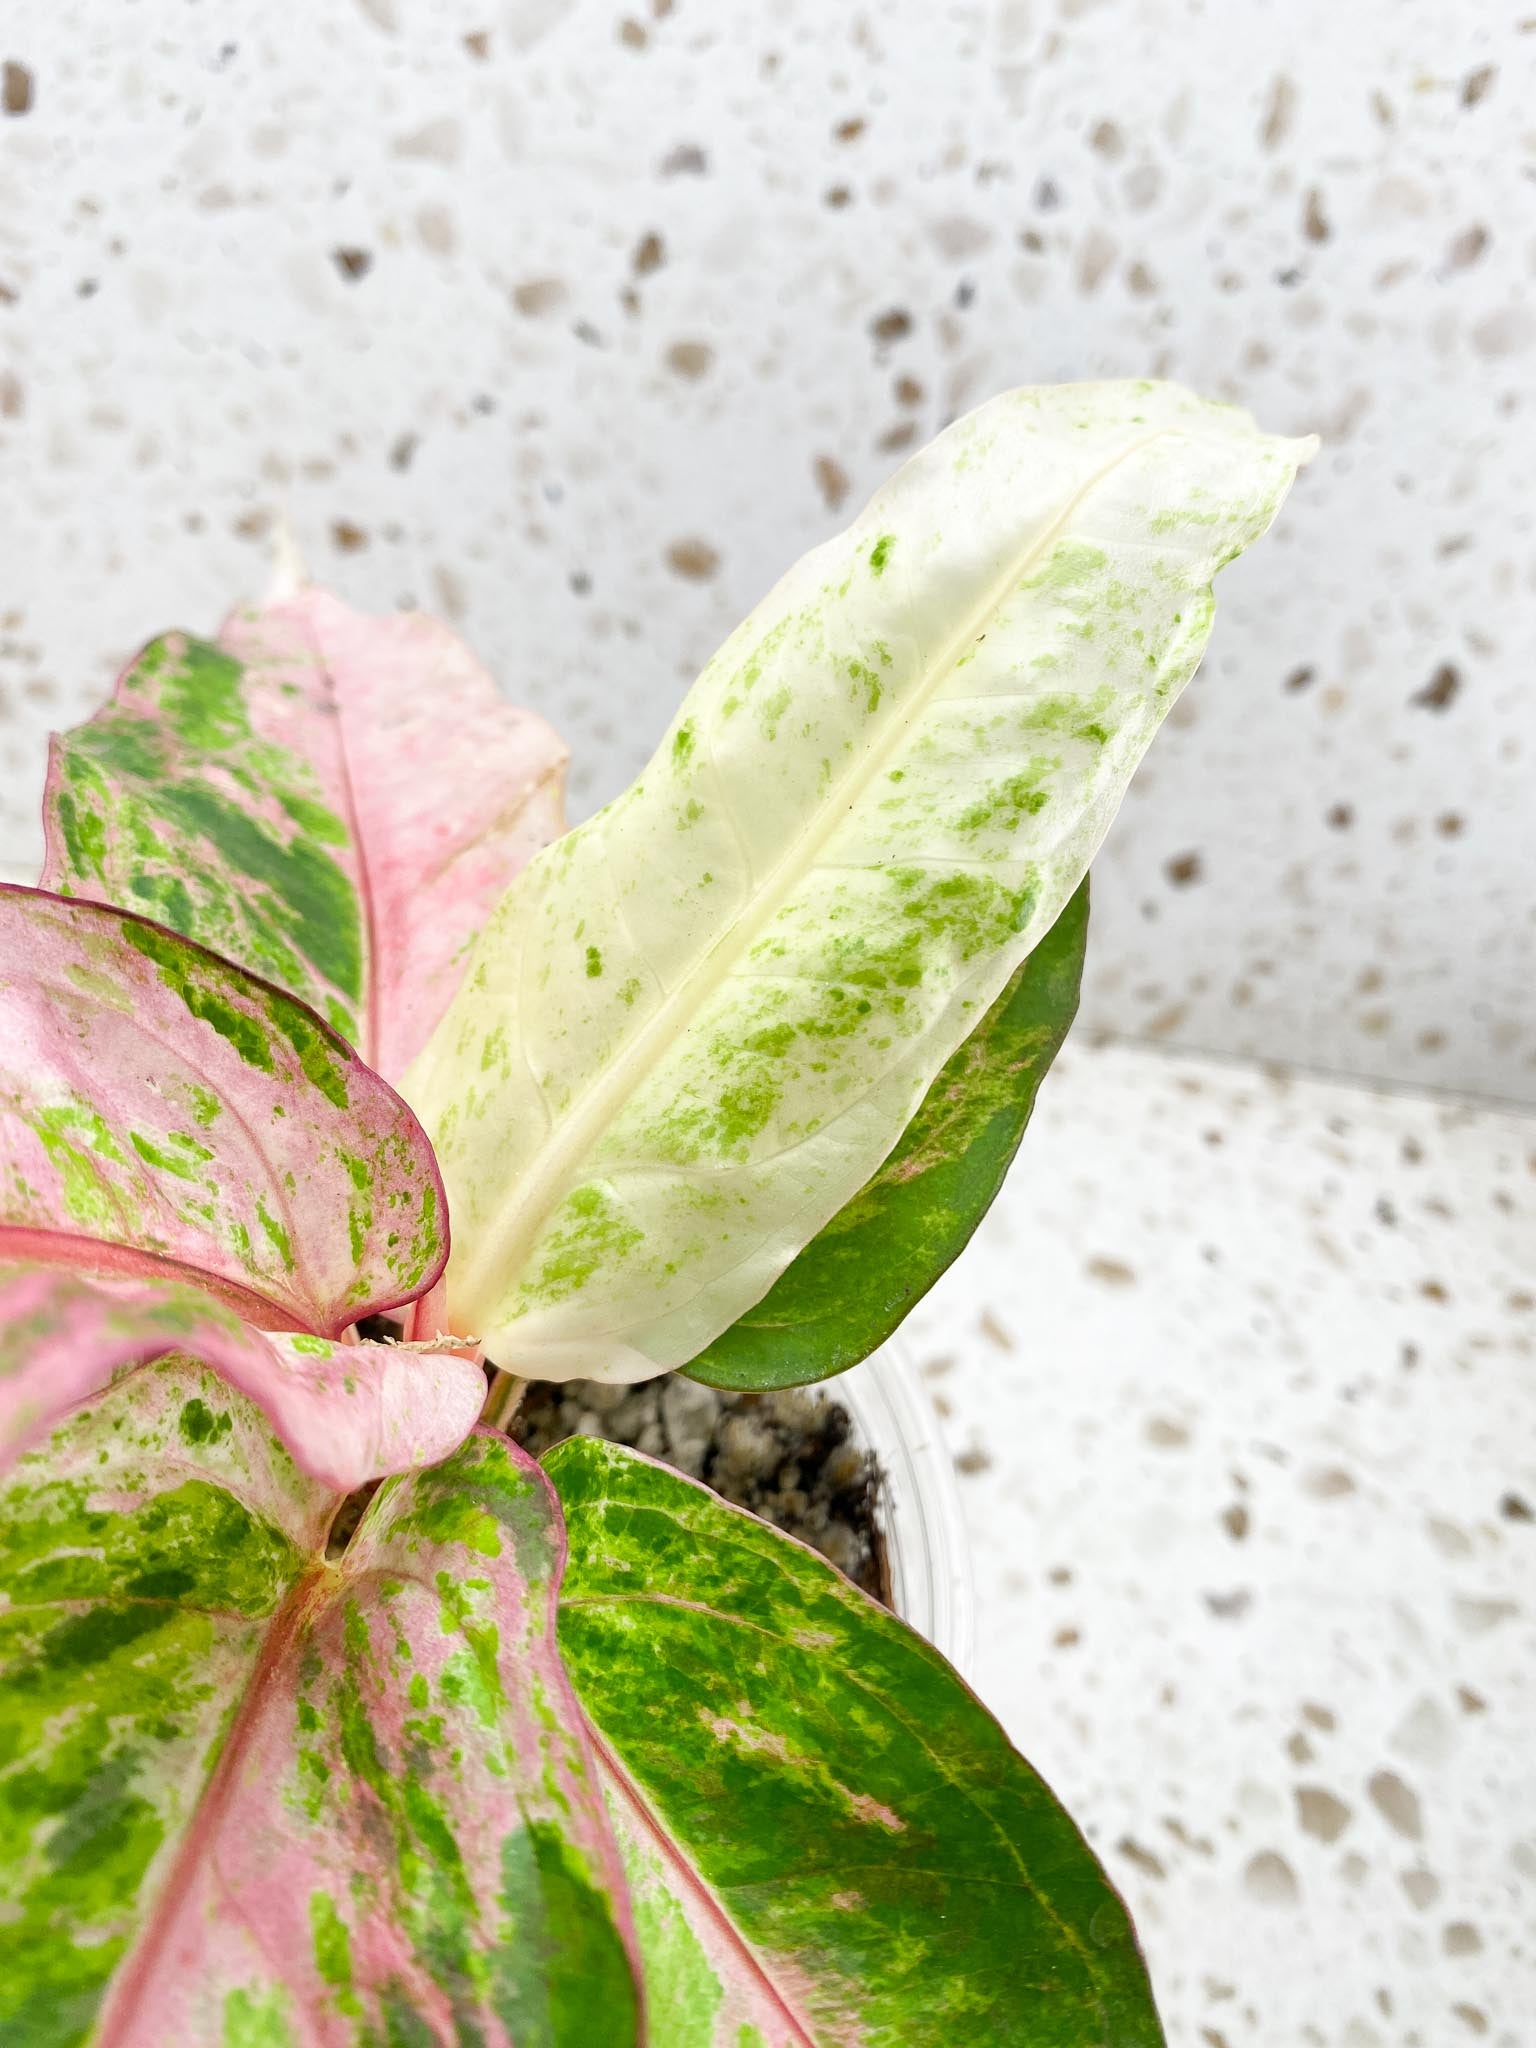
[350,1315,891,1602]
[509,1373,890,1605]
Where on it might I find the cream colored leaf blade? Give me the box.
[404,380,1313,1379]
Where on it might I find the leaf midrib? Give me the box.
[90,1562,329,2047]
[305,608,569,1074]
[565,1540,1112,2003]
[569,1584,1116,2033]
[318,626,385,1072]
[582,1716,818,2048]
[455,428,1166,1315]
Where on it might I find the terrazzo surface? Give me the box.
[905,1038,1534,2048]
[0,0,1531,1099]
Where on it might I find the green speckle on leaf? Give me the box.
[955,764,1054,837]
[178,1397,234,1446]
[516,1184,643,1311]
[845,658,883,713]
[52,787,108,882]
[187,1085,223,1127]
[221,1983,298,2048]
[30,1105,131,1231]
[494,1822,640,2043]
[122,922,276,1073]
[869,533,895,575]
[264,995,351,1111]
[1021,537,1109,593]
[129,1129,215,1181]
[337,1150,370,1191]
[154,638,251,752]
[156,782,361,1008]
[72,714,167,779]
[126,869,195,938]
[309,1891,361,2016]
[256,1196,295,1273]
[280,791,349,847]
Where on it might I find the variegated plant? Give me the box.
[2,383,1311,2044]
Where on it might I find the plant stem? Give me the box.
[481,1368,528,1433]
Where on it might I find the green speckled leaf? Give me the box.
[0,1263,485,1492]
[688,880,1087,1390]
[0,886,446,1333]
[43,591,567,1079]
[547,1436,1164,2047]
[406,381,1311,1381]
[0,1369,640,2046]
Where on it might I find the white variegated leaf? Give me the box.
[405,380,1313,1379]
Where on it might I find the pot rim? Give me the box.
[834,1338,975,1678]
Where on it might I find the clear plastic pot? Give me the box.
[833,1340,975,1677]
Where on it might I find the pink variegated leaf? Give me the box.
[42,587,568,1078]
[0,1372,642,2044]
[0,1263,484,1491]
[0,886,446,1333]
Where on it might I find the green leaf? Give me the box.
[687,879,1087,1389]
[0,1364,640,2046]
[405,381,1312,1382]
[42,592,568,1078]
[546,1435,1166,2048]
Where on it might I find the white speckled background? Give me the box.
[1,2,1532,2041]
[2,0,1531,1097]
[907,1044,1534,2048]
